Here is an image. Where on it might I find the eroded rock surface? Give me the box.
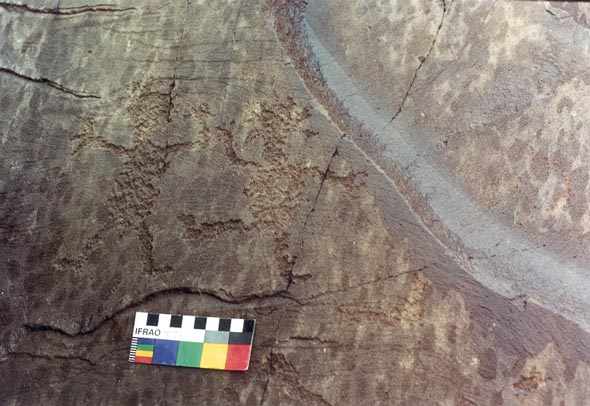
[1,0,589,404]
[304,0,590,329]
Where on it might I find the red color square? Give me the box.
[225,344,251,371]
[134,356,153,364]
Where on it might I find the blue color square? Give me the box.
[137,338,156,345]
[152,339,180,365]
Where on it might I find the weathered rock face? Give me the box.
[304,0,590,329]
[1,0,589,405]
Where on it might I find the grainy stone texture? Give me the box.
[1,0,590,405]
[304,0,590,329]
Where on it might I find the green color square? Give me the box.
[176,341,203,367]
[137,344,154,351]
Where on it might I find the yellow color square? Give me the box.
[135,350,153,358]
[200,343,228,370]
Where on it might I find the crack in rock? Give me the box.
[260,135,343,405]
[0,2,136,15]
[282,265,429,307]
[388,0,447,124]
[286,134,344,290]
[0,66,100,99]
[23,285,292,337]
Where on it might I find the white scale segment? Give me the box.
[133,311,250,342]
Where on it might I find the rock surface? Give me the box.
[304,0,590,330]
[1,0,589,404]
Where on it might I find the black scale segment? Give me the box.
[170,315,183,328]
[229,332,253,345]
[147,313,159,326]
[243,319,255,333]
[194,317,207,329]
[219,318,231,331]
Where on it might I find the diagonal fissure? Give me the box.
[388,0,447,124]
[0,66,100,98]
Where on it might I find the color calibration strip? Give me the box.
[129,312,255,371]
